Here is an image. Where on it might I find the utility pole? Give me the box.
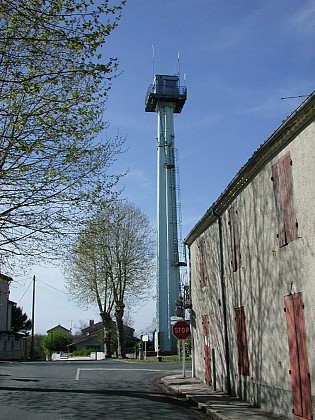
[30,275,36,360]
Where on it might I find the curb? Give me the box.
[188,395,231,420]
[176,388,232,420]
[160,376,232,419]
[160,375,289,420]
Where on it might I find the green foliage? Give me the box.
[65,200,155,307]
[69,349,91,357]
[25,334,46,360]
[42,331,72,356]
[0,0,126,265]
[65,200,156,358]
[11,305,32,335]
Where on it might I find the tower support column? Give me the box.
[145,74,187,353]
[157,103,180,352]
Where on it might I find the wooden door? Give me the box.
[285,293,312,420]
[234,306,249,376]
[202,314,211,385]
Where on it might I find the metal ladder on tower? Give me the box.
[166,141,186,267]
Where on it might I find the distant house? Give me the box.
[68,320,105,353]
[68,319,136,353]
[0,274,26,360]
[82,319,135,342]
[80,319,107,337]
[46,325,71,335]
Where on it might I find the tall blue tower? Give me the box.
[145,75,187,352]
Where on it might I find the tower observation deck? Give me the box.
[145,75,187,113]
[145,74,187,353]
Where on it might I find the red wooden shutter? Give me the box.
[198,237,207,288]
[228,207,240,272]
[235,307,249,376]
[285,295,301,414]
[272,154,298,247]
[202,314,212,385]
[272,162,286,246]
[285,293,312,420]
[281,155,298,243]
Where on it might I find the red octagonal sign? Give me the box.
[172,320,190,340]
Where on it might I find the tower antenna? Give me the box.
[152,45,155,80]
[281,94,309,100]
[177,52,180,81]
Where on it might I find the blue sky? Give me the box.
[10,0,315,336]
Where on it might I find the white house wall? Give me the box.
[0,279,9,331]
[189,115,315,419]
[0,275,26,360]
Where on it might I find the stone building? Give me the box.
[185,91,315,419]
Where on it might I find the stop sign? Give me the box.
[172,320,190,339]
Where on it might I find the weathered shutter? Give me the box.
[228,207,240,272]
[198,237,207,287]
[281,155,298,243]
[285,293,312,420]
[235,306,249,376]
[202,314,212,385]
[272,161,286,246]
[272,153,298,247]
[285,295,302,415]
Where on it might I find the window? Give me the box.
[272,153,298,247]
[234,306,249,376]
[228,207,240,272]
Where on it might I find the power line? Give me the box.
[36,278,67,295]
[17,278,33,304]
[17,276,67,305]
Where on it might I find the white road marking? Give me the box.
[75,368,166,380]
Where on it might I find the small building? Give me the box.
[185,92,315,419]
[46,325,71,335]
[67,320,104,352]
[0,274,26,360]
[68,319,136,353]
[81,319,106,337]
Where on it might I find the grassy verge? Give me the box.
[123,354,191,363]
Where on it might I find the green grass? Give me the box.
[69,349,91,357]
[123,354,191,363]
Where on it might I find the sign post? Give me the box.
[142,335,149,360]
[172,320,190,377]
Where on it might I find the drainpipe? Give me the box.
[213,209,231,394]
[187,246,196,378]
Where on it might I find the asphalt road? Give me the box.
[0,360,206,419]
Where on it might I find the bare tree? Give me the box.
[65,200,156,358]
[64,225,115,357]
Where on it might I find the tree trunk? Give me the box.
[115,301,125,359]
[100,311,113,358]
